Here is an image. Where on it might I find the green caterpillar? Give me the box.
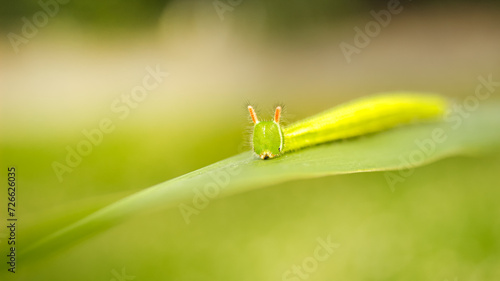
[248,93,448,159]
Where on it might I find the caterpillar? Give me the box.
[247,93,448,159]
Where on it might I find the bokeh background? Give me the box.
[1,0,500,280]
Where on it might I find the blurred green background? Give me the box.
[1,0,500,280]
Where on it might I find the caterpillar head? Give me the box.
[248,106,283,159]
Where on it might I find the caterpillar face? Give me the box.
[252,121,283,159]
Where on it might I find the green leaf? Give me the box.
[20,103,500,262]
